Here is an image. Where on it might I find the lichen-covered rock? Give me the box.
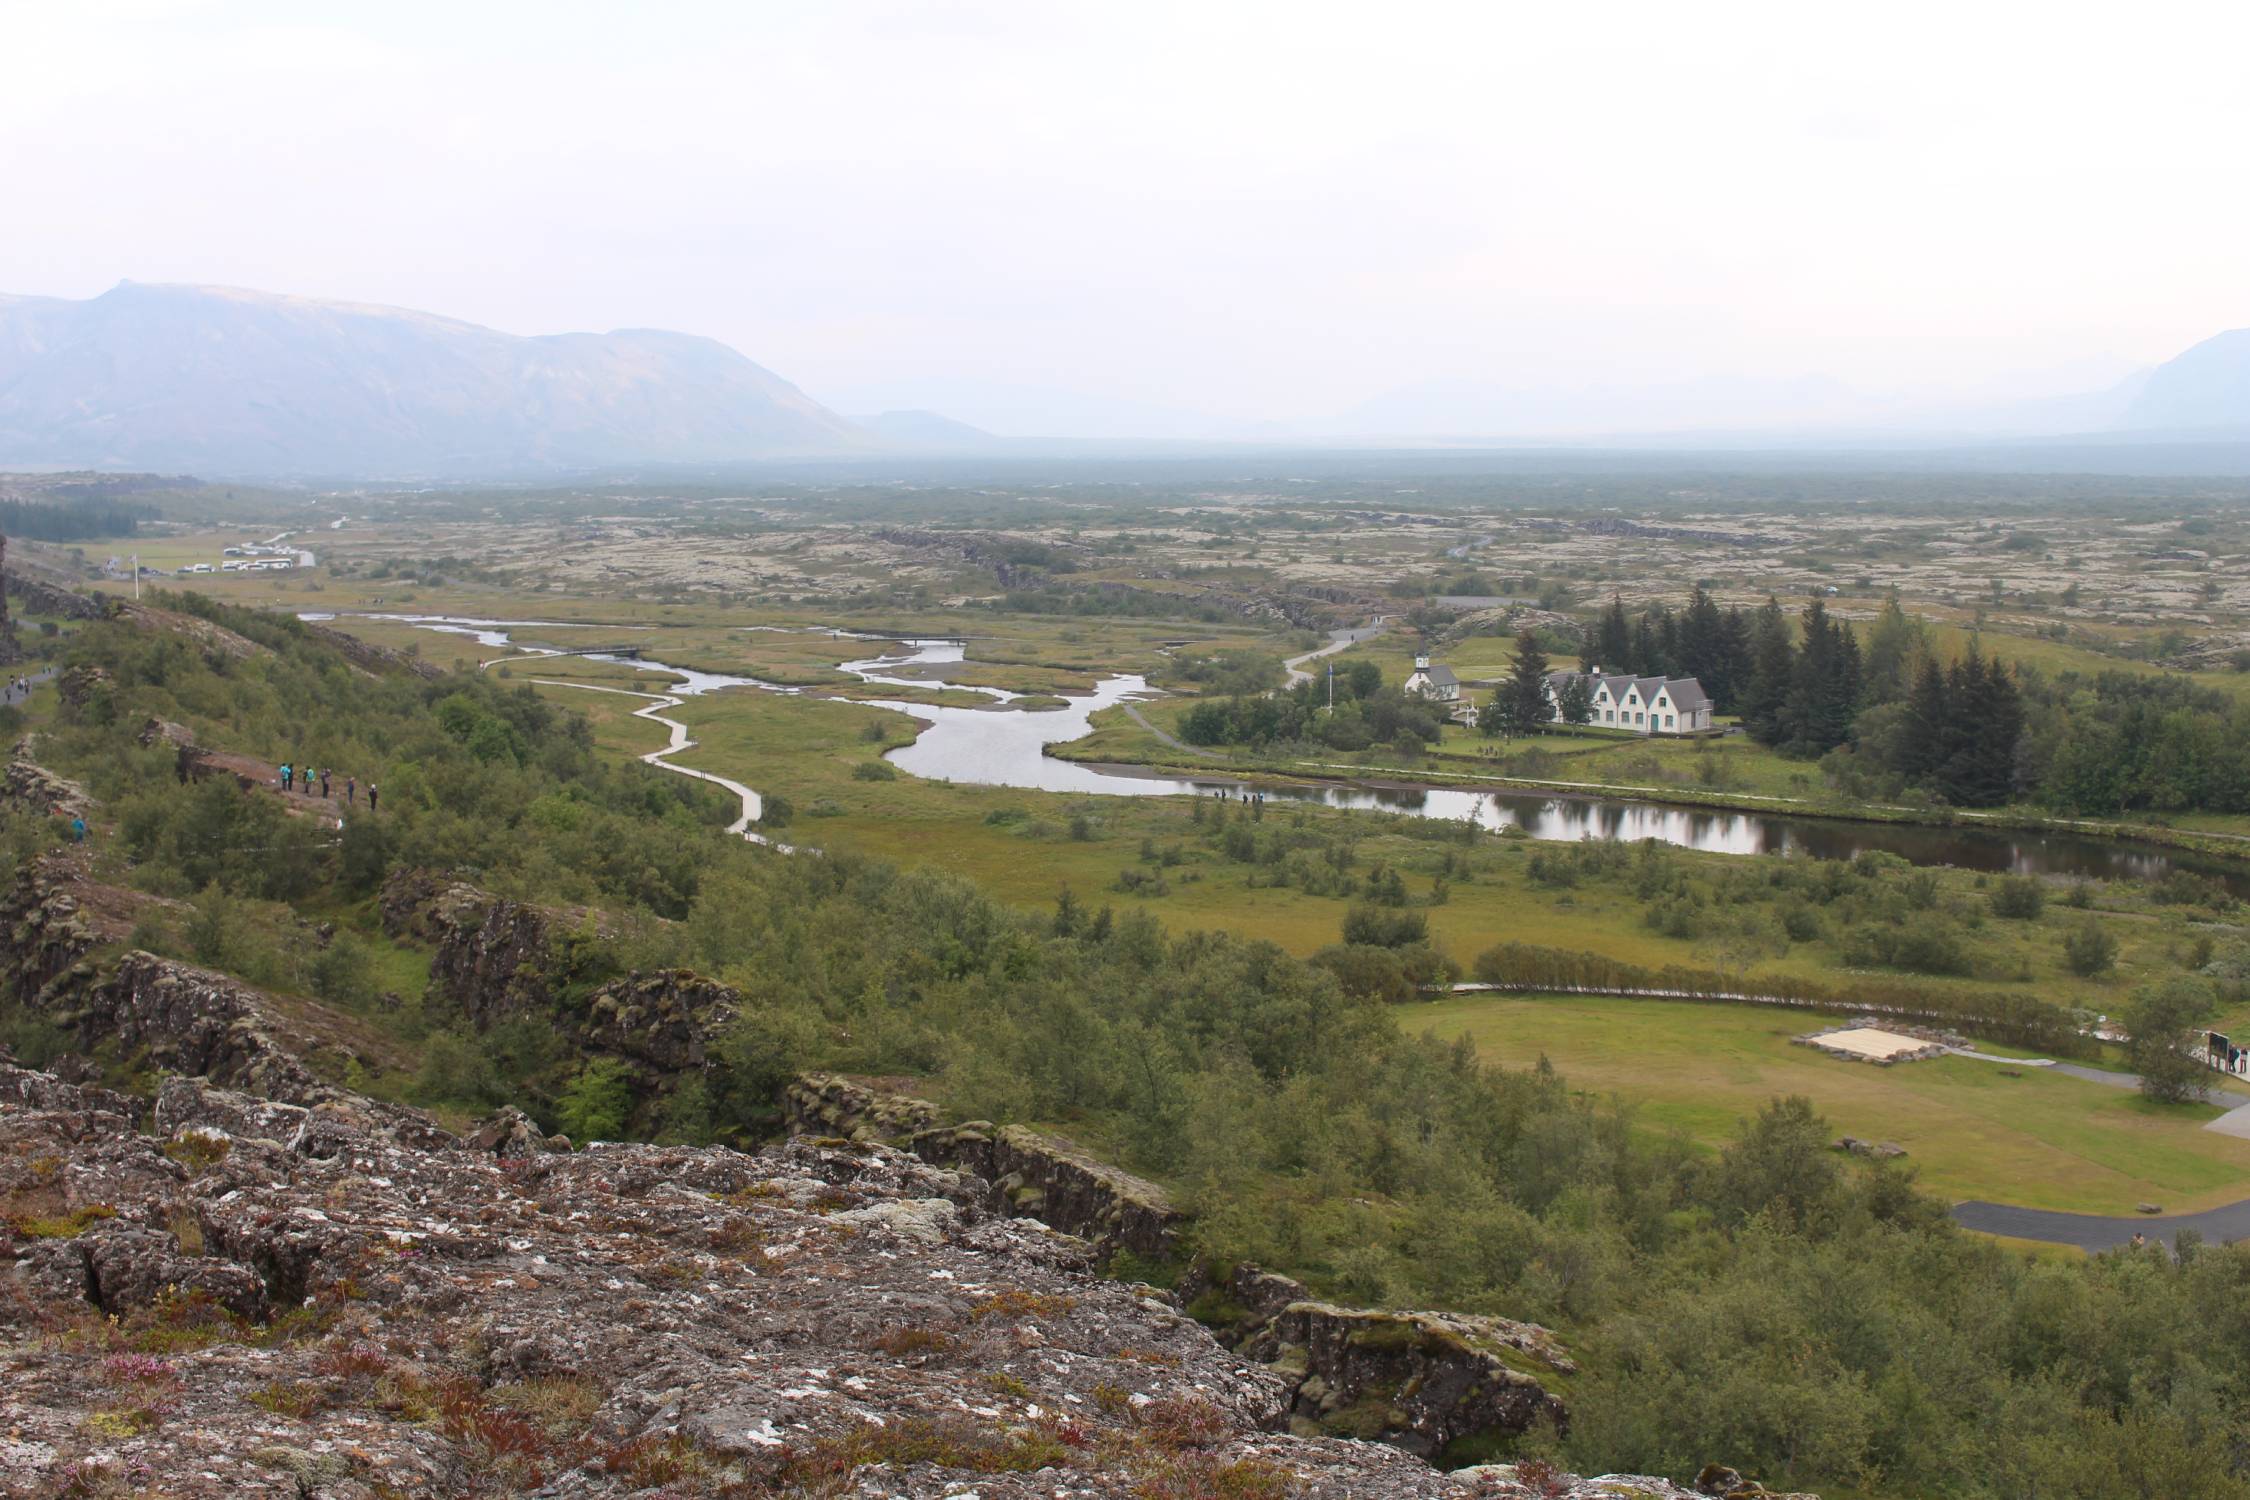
[0,856,449,1151]
[793,1078,1569,1462]
[785,1070,945,1140]
[787,1074,1180,1259]
[379,867,616,1032]
[459,1105,564,1158]
[584,968,740,1071]
[1246,1302,1568,1458]
[55,663,114,716]
[1179,1260,1573,1460]
[1,742,91,819]
[0,1062,1768,1498]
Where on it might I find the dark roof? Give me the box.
[1422,664,1459,687]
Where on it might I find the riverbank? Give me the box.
[1048,722,2250,869]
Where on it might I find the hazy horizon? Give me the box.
[7,1,2248,440]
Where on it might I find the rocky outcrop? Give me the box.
[1,1061,1752,1498]
[788,1075,1577,1464]
[383,869,742,1087]
[135,715,196,753]
[2,570,104,621]
[585,968,741,1071]
[55,663,113,716]
[379,867,593,1028]
[1,742,90,819]
[785,1069,945,1138]
[1178,1260,1573,1460]
[108,602,265,661]
[298,619,446,680]
[0,854,441,1144]
[786,1073,1180,1259]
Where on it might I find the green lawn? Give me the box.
[1411,992,2250,1217]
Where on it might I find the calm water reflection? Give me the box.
[334,617,2249,894]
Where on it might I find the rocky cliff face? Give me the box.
[380,868,590,1032]
[784,1074,1588,1469]
[786,1073,1179,1260]
[3,742,92,820]
[0,853,426,1136]
[383,868,744,1089]
[297,619,447,680]
[0,1058,1770,1498]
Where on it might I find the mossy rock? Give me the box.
[1320,1396,1404,1441]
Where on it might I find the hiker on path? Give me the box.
[366,784,378,814]
[69,816,85,843]
[280,763,293,792]
[319,769,331,799]
[345,776,355,806]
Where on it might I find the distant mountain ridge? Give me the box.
[0,282,871,476]
[2124,328,2250,432]
[851,409,997,448]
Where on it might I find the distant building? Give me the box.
[1546,667,1712,735]
[1403,654,1461,705]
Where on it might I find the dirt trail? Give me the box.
[528,678,791,849]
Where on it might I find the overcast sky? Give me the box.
[7,0,2247,436]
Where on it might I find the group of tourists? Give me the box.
[278,762,376,812]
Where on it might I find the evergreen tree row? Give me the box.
[1583,585,1753,712]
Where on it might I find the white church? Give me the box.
[1402,654,1461,704]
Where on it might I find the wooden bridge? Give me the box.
[537,644,643,659]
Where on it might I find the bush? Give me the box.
[2122,978,2217,1104]
[1989,877,2045,920]
[1341,905,1429,949]
[554,1057,633,1142]
[852,760,898,781]
[2063,920,2119,978]
[309,934,380,1009]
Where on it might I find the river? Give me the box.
[311,613,2250,892]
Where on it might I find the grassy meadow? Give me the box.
[1409,992,2250,1218]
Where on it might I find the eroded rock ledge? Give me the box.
[0,1059,1765,1498]
[786,1072,1179,1260]
[784,1074,1588,1468]
[0,854,437,1143]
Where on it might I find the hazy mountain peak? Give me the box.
[0,282,870,477]
[2125,328,2250,432]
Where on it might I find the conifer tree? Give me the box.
[1741,598,1794,746]
[1715,605,1752,713]
[1484,629,1554,738]
[1901,654,1949,787]
[1631,613,1663,678]
[1862,594,1924,705]
[1679,586,1727,702]
[1591,595,1633,674]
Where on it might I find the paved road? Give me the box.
[1952,1197,2250,1253]
[1944,1054,2250,1249]
[2,666,56,708]
[1284,618,1388,688]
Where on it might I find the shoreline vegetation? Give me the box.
[1047,728,2250,862]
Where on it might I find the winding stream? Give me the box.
[310,613,2250,891]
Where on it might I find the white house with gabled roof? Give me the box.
[1545,667,1712,735]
